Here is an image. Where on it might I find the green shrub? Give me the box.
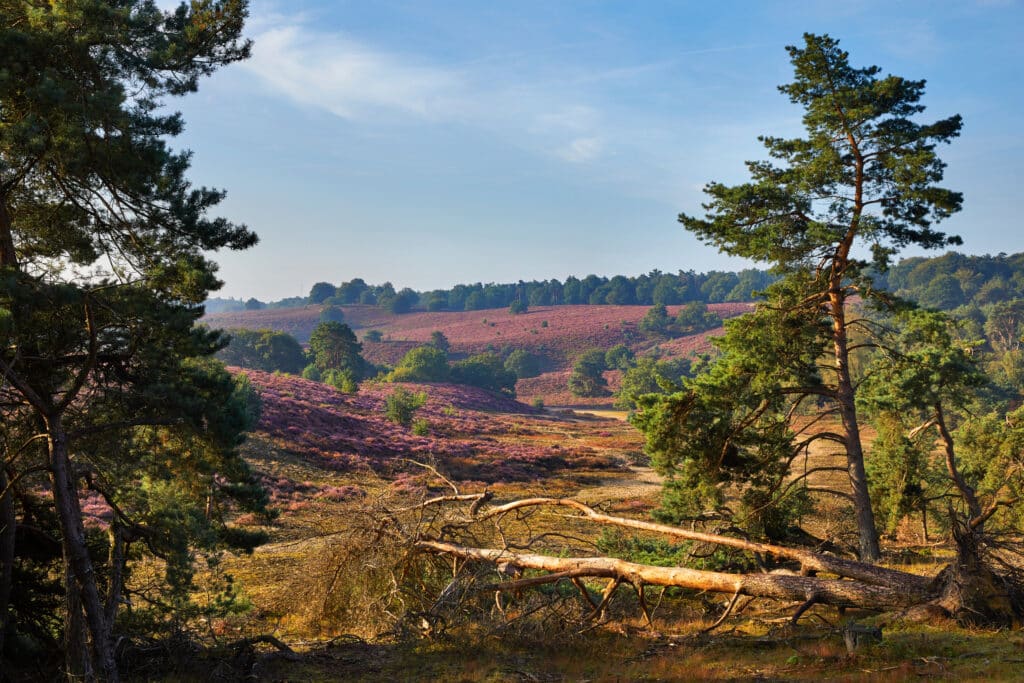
[411,418,430,436]
[385,387,428,427]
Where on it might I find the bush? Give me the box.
[451,353,517,396]
[411,418,430,436]
[364,330,383,343]
[504,349,541,379]
[509,299,528,315]
[389,346,450,383]
[568,349,609,397]
[324,369,359,393]
[604,344,635,371]
[385,388,428,427]
[301,364,322,382]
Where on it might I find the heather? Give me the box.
[243,369,623,483]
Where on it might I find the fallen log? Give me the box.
[415,540,931,611]
[469,497,929,590]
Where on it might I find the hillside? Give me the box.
[243,369,629,484]
[207,302,745,347]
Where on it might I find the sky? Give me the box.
[162,0,1024,301]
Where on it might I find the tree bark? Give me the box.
[416,540,929,611]
[829,289,881,562]
[47,414,119,682]
[0,466,16,660]
[0,198,17,269]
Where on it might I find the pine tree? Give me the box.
[677,34,962,561]
[0,2,255,678]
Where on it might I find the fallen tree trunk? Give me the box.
[469,497,929,590]
[416,540,930,610]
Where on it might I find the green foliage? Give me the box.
[309,321,368,378]
[320,305,346,324]
[323,368,359,393]
[411,418,430,436]
[956,407,1024,531]
[384,388,428,427]
[302,364,322,381]
[674,302,720,336]
[450,353,517,396]
[508,299,528,314]
[633,283,831,539]
[384,287,419,314]
[364,329,384,343]
[615,356,691,410]
[604,344,636,371]
[389,345,450,383]
[639,304,671,338]
[217,328,307,374]
[504,349,541,379]
[429,330,450,353]
[864,414,934,536]
[309,282,337,304]
[568,349,609,398]
[0,1,262,671]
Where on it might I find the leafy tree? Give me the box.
[509,299,528,314]
[217,328,307,374]
[676,34,962,561]
[0,2,256,676]
[336,278,368,304]
[309,282,337,304]
[504,349,541,379]
[674,302,721,336]
[309,321,367,379]
[429,331,450,353]
[639,304,672,339]
[320,305,346,324]
[604,344,636,371]
[363,329,384,343]
[451,353,517,396]
[568,349,609,398]
[385,287,419,314]
[243,297,265,310]
[389,346,450,383]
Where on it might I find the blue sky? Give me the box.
[166,0,1024,301]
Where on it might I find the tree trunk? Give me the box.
[47,414,119,682]
[416,540,929,611]
[0,467,16,660]
[0,198,17,269]
[829,290,881,562]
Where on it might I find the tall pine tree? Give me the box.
[0,2,257,679]
[676,34,962,561]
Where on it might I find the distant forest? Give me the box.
[207,251,1024,316]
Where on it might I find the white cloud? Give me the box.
[244,25,465,121]
[556,137,604,163]
[237,15,626,164]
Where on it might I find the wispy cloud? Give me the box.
[244,25,466,121]
[556,137,604,163]
[238,15,636,164]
